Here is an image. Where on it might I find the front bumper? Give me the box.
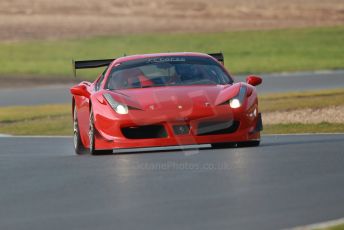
[93,105,261,150]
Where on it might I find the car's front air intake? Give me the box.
[197,121,239,135]
[121,125,167,139]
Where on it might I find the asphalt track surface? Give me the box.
[1,70,343,106]
[1,134,344,230]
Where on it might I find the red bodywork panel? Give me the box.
[71,52,261,151]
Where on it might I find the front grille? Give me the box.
[121,125,167,139]
[197,121,239,135]
[173,125,190,135]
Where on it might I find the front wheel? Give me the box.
[211,140,260,149]
[237,141,260,147]
[211,142,237,149]
[89,108,113,155]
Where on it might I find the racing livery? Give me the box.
[71,52,262,155]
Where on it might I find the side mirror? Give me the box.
[70,84,90,98]
[246,75,262,86]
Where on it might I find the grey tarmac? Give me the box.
[0,134,344,230]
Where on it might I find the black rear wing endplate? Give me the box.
[208,53,224,64]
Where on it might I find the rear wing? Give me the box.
[72,59,115,77]
[72,53,224,77]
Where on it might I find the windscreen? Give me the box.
[105,56,232,90]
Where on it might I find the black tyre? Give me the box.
[73,106,87,155]
[89,108,113,155]
[237,140,260,147]
[211,142,237,149]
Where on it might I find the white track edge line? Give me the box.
[287,217,344,230]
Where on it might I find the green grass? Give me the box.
[321,224,344,230]
[0,104,70,123]
[0,104,71,135]
[1,89,344,135]
[1,26,344,80]
[260,89,344,112]
[0,116,71,135]
[264,123,344,134]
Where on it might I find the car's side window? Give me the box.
[95,68,108,91]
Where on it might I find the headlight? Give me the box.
[103,93,128,114]
[229,98,241,108]
[229,86,246,109]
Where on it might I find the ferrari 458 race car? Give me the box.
[70,52,262,155]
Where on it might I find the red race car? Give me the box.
[70,52,262,155]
